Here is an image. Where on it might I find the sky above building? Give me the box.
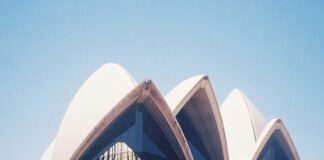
[0,0,323,159]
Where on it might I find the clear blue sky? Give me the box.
[0,0,323,159]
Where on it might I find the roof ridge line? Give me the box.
[236,90,258,142]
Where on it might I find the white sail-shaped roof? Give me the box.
[72,80,194,160]
[166,75,205,114]
[41,63,299,160]
[166,75,228,160]
[50,63,137,160]
[41,138,56,160]
[250,119,299,160]
[221,89,299,160]
[220,89,267,160]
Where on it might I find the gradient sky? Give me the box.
[0,0,323,159]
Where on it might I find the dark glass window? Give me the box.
[80,104,179,160]
[176,109,210,160]
[257,131,291,160]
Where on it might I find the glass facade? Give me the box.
[80,104,179,160]
[257,131,291,160]
[176,109,210,160]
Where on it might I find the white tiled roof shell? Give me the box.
[51,64,137,160]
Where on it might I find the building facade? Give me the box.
[42,64,299,160]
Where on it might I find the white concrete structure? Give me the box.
[50,64,137,160]
[221,89,299,160]
[166,75,228,160]
[42,63,299,160]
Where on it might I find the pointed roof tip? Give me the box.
[165,74,209,112]
[166,74,208,97]
[234,90,267,119]
[165,74,207,95]
[181,74,209,85]
[190,74,207,79]
[230,88,245,96]
[226,88,243,98]
[98,63,137,85]
[201,74,209,79]
[223,88,244,104]
[271,118,282,124]
[226,89,254,105]
[144,79,152,84]
[222,87,267,139]
[100,63,128,73]
[98,63,123,71]
[100,63,126,71]
[228,88,267,121]
[101,62,121,67]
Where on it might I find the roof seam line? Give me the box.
[238,90,258,142]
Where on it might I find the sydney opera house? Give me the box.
[42,64,299,160]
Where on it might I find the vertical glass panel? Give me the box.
[176,109,210,160]
[258,131,290,160]
[80,104,179,160]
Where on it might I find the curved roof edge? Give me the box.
[52,63,137,160]
[249,119,300,160]
[72,80,194,160]
[165,75,206,114]
[165,75,228,160]
[229,89,267,140]
[41,138,56,160]
[220,89,267,160]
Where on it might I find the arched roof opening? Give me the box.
[166,75,228,160]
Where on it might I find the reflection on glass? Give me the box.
[176,109,210,160]
[258,131,290,160]
[80,104,179,160]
